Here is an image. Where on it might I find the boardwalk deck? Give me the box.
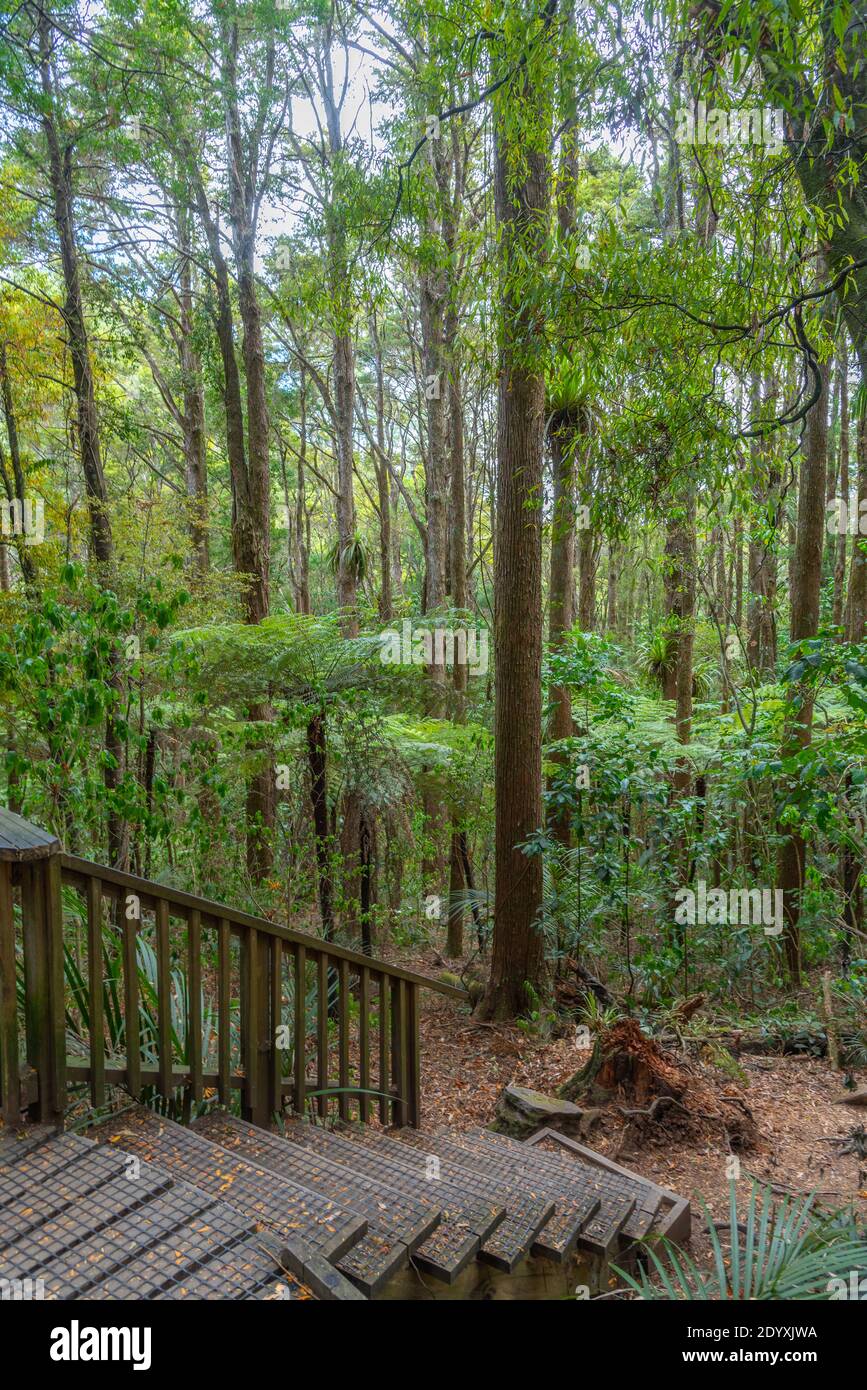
[0,1108,690,1300]
[0,1126,313,1300]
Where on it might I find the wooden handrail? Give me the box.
[1,820,468,1131]
[60,854,468,1000]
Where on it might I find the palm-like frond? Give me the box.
[616,1181,867,1300]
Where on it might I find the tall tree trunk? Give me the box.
[176,201,209,575]
[420,209,449,637]
[307,712,335,940]
[577,524,597,630]
[733,513,744,628]
[606,540,618,631]
[777,301,832,983]
[38,17,111,570]
[446,284,469,956]
[673,488,696,796]
[223,18,274,880]
[846,349,867,643]
[38,12,125,866]
[547,407,579,966]
[334,328,358,633]
[290,368,311,614]
[477,41,551,1021]
[833,342,849,632]
[317,27,358,639]
[747,373,780,674]
[0,341,38,590]
[370,315,392,621]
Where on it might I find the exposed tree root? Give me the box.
[558,1016,758,1150]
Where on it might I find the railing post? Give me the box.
[390,977,409,1127]
[0,809,65,1126]
[241,925,271,1127]
[407,983,421,1129]
[0,858,18,1126]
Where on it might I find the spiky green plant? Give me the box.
[328,533,369,584]
[637,622,678,689]
[616,1180,867,1300]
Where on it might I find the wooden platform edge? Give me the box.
[280,1236,368,1301]
[522,1127,692,1247]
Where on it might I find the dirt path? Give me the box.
[413,983,867,1239]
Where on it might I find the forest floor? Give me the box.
[397,947,867,1267]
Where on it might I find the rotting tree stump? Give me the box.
[559,1017,757,1150]
[559,1018,686,1107]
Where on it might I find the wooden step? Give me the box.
[463,1128,660,1246]
[0,1124,57,1164]
[50,1189,280,1300]
[357,1129,564,1271]
[447,1123,655,1256]
[1,1167,175,1285]
[87,1224,289,1301]
[1,1132,314,1300]
[0,1131,95,1198]
[388,1128,603,1262]
[92,1107,366,1268]
[193,1114,438,1296]
[146,1241,306,1302]
[279,1118,504,1284]
[0,1134,169,1244]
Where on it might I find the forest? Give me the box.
[1,0,867,1307]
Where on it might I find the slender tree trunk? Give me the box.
[370,316,392,621]
[446,286,469,956]
[38,17,111,570]
[334,328,358,632]
[833,342,849,631]
[777,298,832,982]
[733,514,744,628]
[38,12,125,866]
[291,368,311,614]
[747,373,779,674]
[176,202,209,575]
[673,489,696,796]
[606,540,618,631]
[0,341,37,590]
[307,712,335,940]
[223,19,274,880]
[846,349,867,642]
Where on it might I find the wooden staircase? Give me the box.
[0,814,690,1300]
[1,1106,690,1300]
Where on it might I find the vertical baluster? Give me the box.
[378,972,389,1125]
[45,854,66,1121]
[86,876,105,1109]
[270,936,283,1118]
[293,943,306,1117]
[217,919,231,1105]
[188,909,202,1105]
[241,926,259,1122]
[391,977,409,1127]
[316,952,328,1119]
[407,982,421,1128]
[123,886,140,1099]
[358,965,371,1124]
[338,958,350,1121]
[156,898,172,1099]
[21,864,49,1121]
[0,862,19,1126]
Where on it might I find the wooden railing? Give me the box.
[0,808,467,1130]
